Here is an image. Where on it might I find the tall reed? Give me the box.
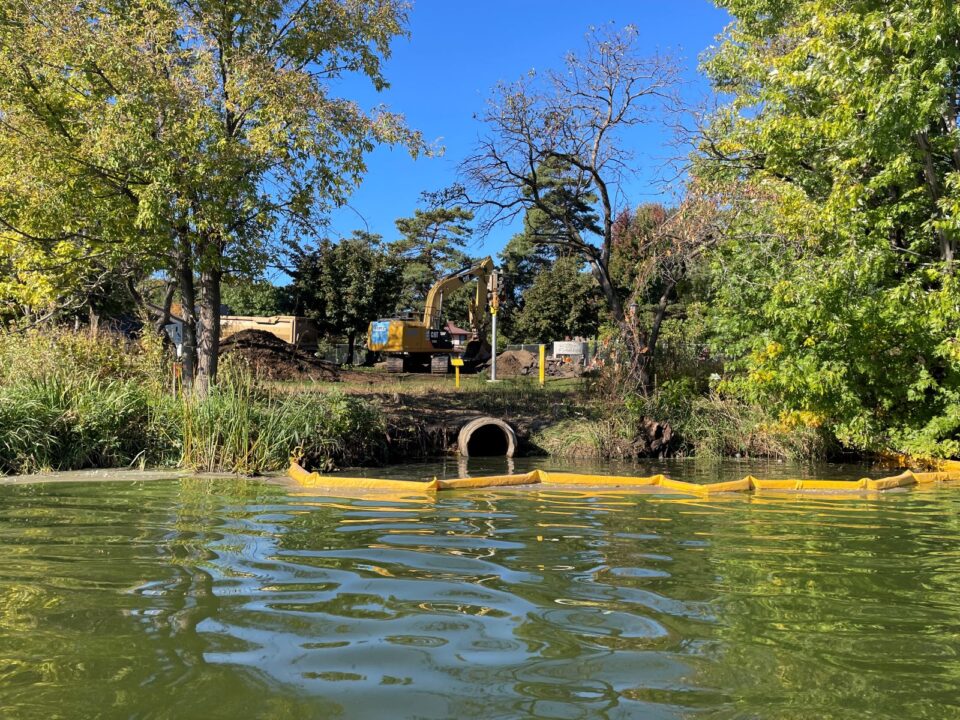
[0,330,386,475]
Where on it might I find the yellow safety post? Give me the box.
[539,344,545,386]
[451,357,464,389]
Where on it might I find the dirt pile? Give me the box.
[493,349,584,379]
[219,329,340,382]
[495,349,538,377]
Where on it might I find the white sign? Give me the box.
[553,341,589,357]
[164,323,183,359]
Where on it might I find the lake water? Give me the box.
[1,462,959,719]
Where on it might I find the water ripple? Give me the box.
[0,479,959,719]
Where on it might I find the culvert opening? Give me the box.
[457,417,517,458]
[466,424,510,456]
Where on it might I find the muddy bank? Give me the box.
[374,390,580,461]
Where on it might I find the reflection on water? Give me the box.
[0,476,959,719]
[337,455,887,483]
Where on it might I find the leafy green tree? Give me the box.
[513,257,601,343]
[0,0,422,391]
[494,232,552,341]
[699,0,960,457]
[293,232,401,361]
[390,205,474,313]
[221,279,294,317]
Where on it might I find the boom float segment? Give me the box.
[288,462,960,496]
[288,461,439,492]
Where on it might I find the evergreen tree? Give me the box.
[390,205,474,314]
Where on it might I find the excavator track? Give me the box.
[385,356,405,373]
[430,355,449,374]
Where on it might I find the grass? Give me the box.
[0,330,386,476]
[531,418,635,459]
[181,359,386,474]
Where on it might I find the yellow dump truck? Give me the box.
[367,258,497,373]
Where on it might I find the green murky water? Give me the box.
[1,465,959,719]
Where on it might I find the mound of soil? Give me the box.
[495,349,538,377]
[219,329,340,382]
[493,349,584,379]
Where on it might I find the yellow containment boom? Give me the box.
[289,460,960,497]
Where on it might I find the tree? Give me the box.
[390,204,474,313]
[494,232,552,341]
[698,0,960,457]
[513,256,601,343]
[221,279,294,317]
[0,0,422,391]
[462,24,682,390]
[293,231,401,361]
[493,165,592,340]
[610,203,671,296]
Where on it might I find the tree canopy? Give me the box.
[390,204,474,313]
[512,256,601,343]
[0,0,422,389]
[698,0,960,457]
[293,232,401,360]
[463,25,686,390]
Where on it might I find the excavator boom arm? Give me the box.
[422,257,495,330]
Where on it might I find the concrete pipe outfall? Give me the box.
[457,417,517,457]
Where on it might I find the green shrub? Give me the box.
[628,379,830,460]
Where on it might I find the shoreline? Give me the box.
[0,467,284,486]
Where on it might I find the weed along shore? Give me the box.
[0,329,952,480]
[0,329,594,477]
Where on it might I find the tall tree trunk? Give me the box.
[196,267,222,394]
[590,258,624,323]
[177,243,197,393]
[347,332,356,365]
[637,281,677,395]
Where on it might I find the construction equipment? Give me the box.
[367,257,498,374]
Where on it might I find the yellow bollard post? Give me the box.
[452,357,463,389]
[539,344,545,386]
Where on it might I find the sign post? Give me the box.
[489,272,499,382]
[539,344,545,387]
[451,357,464,389]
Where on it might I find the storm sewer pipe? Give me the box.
[457,417,517,458]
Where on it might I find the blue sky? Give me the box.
[294,1,730,280]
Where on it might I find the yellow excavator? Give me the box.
[367,257,497,373]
